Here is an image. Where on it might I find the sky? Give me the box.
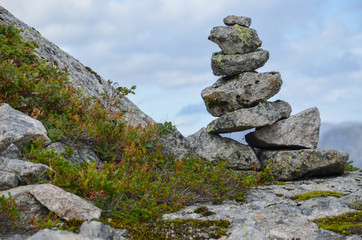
[1,0,362,137]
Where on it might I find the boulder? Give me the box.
[0,143,22,159]
[0,103,51,153]
[30,184,102,221]
[206,100,292,133]
[187,128,260,170]
[223,15,252,27]
[0,170,18,190]
[157,127,191,159]
[47,142,101,165]
[208,25,262,54]
[211,49,269,76]
[0,157,50,185]
[79,221,129,240]
[246,107,321,149]
[257,149,349,180]
[0,185,49,229]
[202,72,283,117]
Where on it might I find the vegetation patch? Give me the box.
[312,211,362,235]
[193,206,215,217]
[290,191,349,201]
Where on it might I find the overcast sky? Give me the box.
[1,0,362,136]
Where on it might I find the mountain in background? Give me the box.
[318,122,362,168]
[221,122,362,168]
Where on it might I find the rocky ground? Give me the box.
[163,171,362,240]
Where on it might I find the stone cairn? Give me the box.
[188,15,349,180]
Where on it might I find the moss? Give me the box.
[290,191,349,201]
[194,206,215,217]
[277,181,287,185]
[316,181,325,184]
[275,193,283,197]
[349,201,362,210]
[58,218,85,233]
[206,99,227,109]
[99,217,230,240]
[312,211,362,235]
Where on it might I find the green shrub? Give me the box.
[0,193,22,234]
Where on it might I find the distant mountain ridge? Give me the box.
[318,122,362,168]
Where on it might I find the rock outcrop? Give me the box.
[163,171,362,239]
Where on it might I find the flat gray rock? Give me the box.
[0,157,50,185]
[27,229,103,240]
[208,25,261,54]
[246,107,321,149]
[211,49,269,76]
[202,72,283,117]
[223,15,252,27]
[80,221,129,240]
[30,184,102,221]
[163,171,362,239]
[0,103,51,153]
[206,100,292,133]
[187,128,260,170]
[258,149,349,180]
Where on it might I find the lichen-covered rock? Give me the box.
[211,49,269,76]
[246,107,321,149]
[27,229,104,240]
[0,103,51,153]
[186,128,260,170]
[47,142,101,166]
[208,25,262,54]
[157,127,191,159]
[79,221,129,240]
[163,171,362,239]
[202,72,282,117]
[30,184,102,221]
[0,6,154,127]
[0,143,22,159]
[223,15,252,27]
[0,170,18,190]
[206,100,292,133]
[258,149,349,180]
[0,157,50,185]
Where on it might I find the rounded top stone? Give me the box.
[223,15,251,27]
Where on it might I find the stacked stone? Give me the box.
[189,16,349,180]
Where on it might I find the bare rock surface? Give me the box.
[0,143,22,159]
[0,170,18,190]
[163,171,362,240]
[223,15,252,27]
[202,72,282,117]
[207,100,292,133]
[0,103,51,153]
[30,184,102,221]
[27,229,103,240]
[158,127,191,160]
[258,149,349,180]
[208,25,262,54]
[47,142,100,165]
[187,128,260,170]
[246,107,321,149]
[211,49,269,76]
[0,157,50,186]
